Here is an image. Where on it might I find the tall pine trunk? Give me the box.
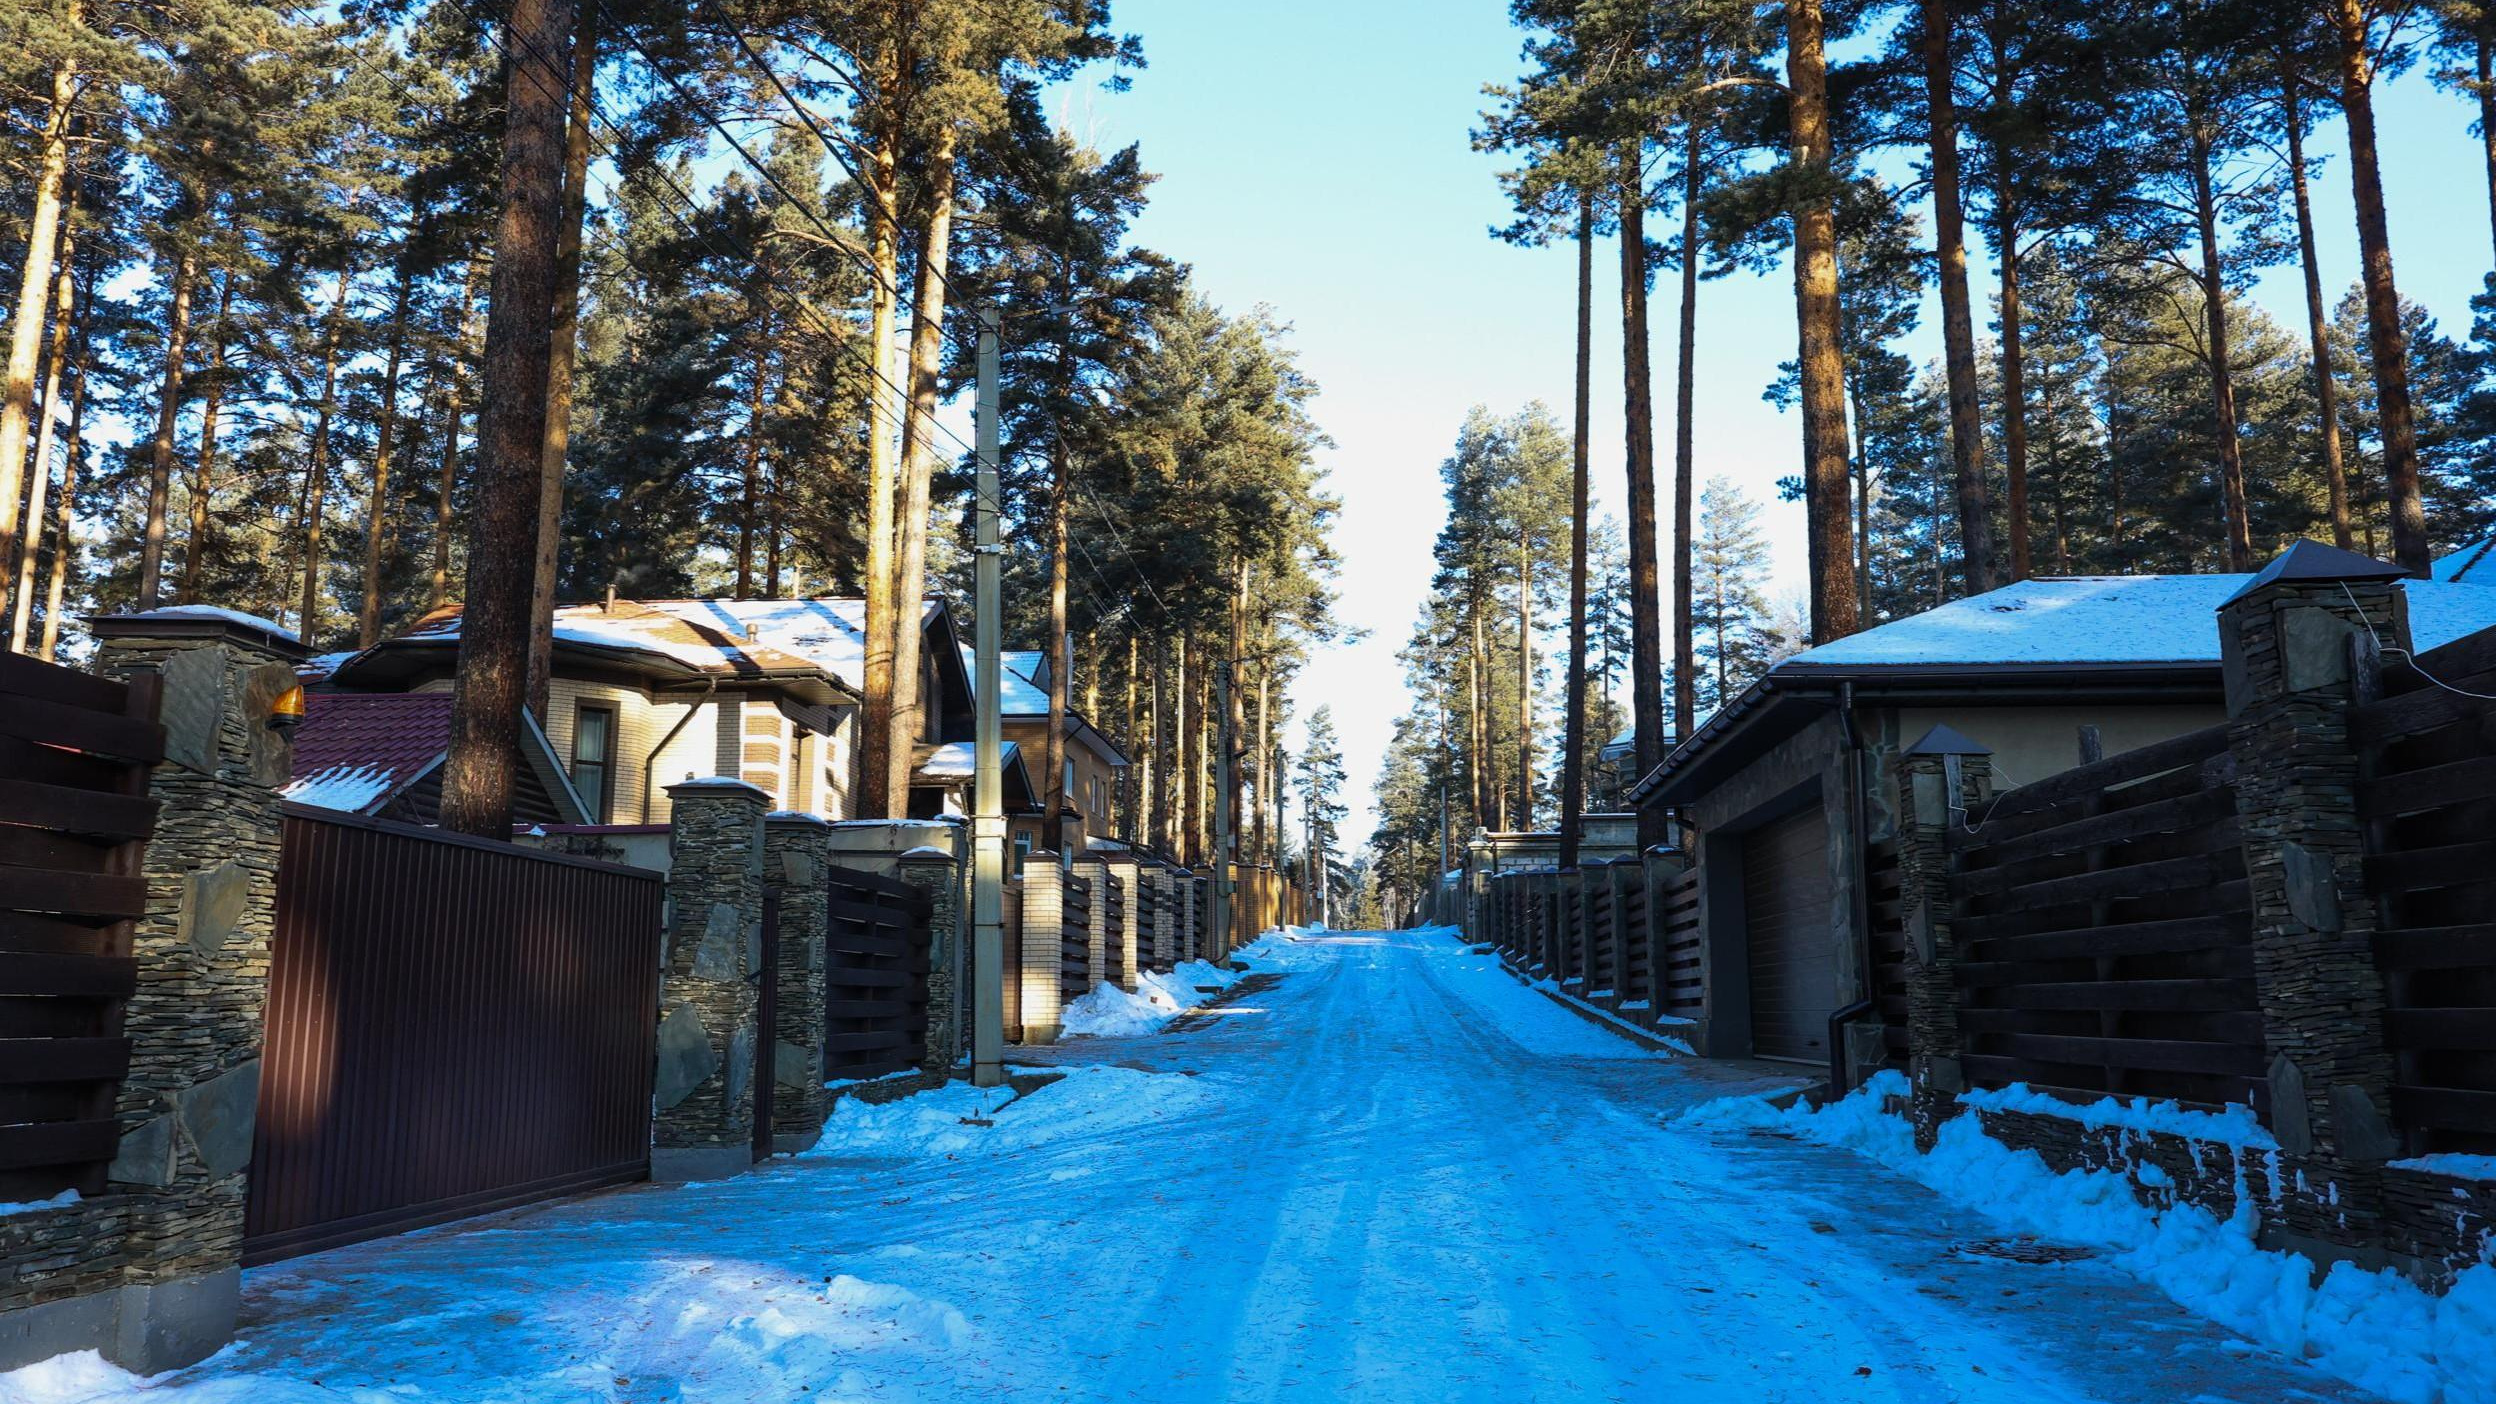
[2187,121,2254,571]
[296,264,354,644]
[359,251,417,644]
[858,120,905,817]
[892,132,960,817]
[1122,634,1138,842]
[2332,1,2429,574]
[1227,559,1248,852]
[1790,0,1860,640]
[527,16,597,716]
[1253,661,1270,864]
[1044,438,1071,832]
[38,269,90,661]
[1996,199,2032,579]
[1918,0,1997,595]
[1672,126,1702,746]
[178,270,234,606]
[1174,633,1192,862]
[0,39,76,622]
[1515,536,1532,827]
[1468,603,1489,831]
[441,0,578,837]
[2283,61,2352,550]
[1558,190,1593,870]
[2480,25,2496,275]
[737,336,765,597]
[1618,141,1668,849]
[137,249,196,609]
[9,217,75,653]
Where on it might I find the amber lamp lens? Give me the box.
[271,685,308,722]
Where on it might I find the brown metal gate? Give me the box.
[823,865,931,1079]
[245,805,664,1265]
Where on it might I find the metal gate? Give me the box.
[245,805,664,1264]
[1743,806,1837,1063]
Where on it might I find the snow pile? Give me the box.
[1960,1082,2276,1149]
[802,1064,1213,1161]
[0,1190,78,1219]
[1411,926,1677,1061]
[1061,964,1239,1038]
[2394,1154,2496,1183]
[1677,1072,2496,1404]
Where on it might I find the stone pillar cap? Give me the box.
[763,810,832,827]
[666,776,771,800]
[2220,540,2412,606]
[1904,723,1992,757]
[89,605,309,659]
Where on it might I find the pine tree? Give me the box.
[1691,475,1772,713]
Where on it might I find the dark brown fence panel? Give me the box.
[1613,863,1652,1014]
[1135,874,1161,973]
[1656,863,1702,1024]
[824,865,932,1080]
[1101,870,1125,985]
[1947,724,2263,1108]
[246,805,662,1265]
[0,652,162,1204]
[1587,873,1618,1006]
[2358,628,2496,1154]
[1060,874,1093,1005]
[1866,838,1909,1070]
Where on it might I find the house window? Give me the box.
[572,702,617,822]
[1013,830,1033,875]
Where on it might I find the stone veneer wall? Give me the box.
[761,813,830,1151]
[896,847,965,1070]
[652,779,766,1180]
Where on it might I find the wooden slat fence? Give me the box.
[1586,871,1619,1004]
[0,652,162,1204]
[823,864,932,1079]
[247,804,663,1265]
[1060,872,1093,1005]
[1655,862,1702,1024]
[1101,868,1126,985]
[1946,724,2263,1108]
[2356,626,2496,1153]
[1866,838,1909,1070]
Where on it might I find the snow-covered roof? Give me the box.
[282,692,589,822]
[914,739,1024,779]
[145,604,301,639]
[1781,575,2496,672]
[960,647,1057,717]
[2434,535,2496,584]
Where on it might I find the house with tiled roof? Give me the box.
[318,597,972,824]
[283,693,590,826]
[960,647,1132,862]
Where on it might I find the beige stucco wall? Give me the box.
[423,676,757,823]
[1888,702,2222,792]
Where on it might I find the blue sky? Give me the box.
[1062,0,2495,843]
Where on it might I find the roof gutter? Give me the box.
[1828,678,1880,1095]
[641,676,719,823]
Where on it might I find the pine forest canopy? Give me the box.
[0,0,1338,849]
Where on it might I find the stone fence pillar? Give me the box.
[1895,725,1993,1151]
[3,610,305,1373]
[653,778,767,1182]
[2219,544,2410,1257]
[1018,858,1065,1042]
[895,844,965,1070]
[760,812,829,1154]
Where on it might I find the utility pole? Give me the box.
[1212,658,1235,957]
[970,304,1006,1090]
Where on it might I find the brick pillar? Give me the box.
[760,812,829,1154]
[43,610,303,1372]
[1019,858,1065,1042]
[896,845,965,1071]
[653,778,767,1182]
[1465,835,1491,942]
[2219,543,2411,1256]
[1895,725,1993,1151]
[1103,855,1142,990]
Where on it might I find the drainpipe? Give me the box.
[1826,679,1880,1096]
[641,677,719,822]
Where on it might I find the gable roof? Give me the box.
[284,693,589,823]
[957,647,1130,769]
[2436,535,2496,584]
[330,600,867,706]
[1636,571,2496,806]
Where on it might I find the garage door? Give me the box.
[1743,806,1837,1063]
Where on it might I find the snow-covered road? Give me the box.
[9,928,2373,1404]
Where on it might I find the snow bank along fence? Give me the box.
[1008,854,1213,1044]
[1893,560,2496,1287]
[1467,851,1702,1032]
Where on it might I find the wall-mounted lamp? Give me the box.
[268,684,307,733]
